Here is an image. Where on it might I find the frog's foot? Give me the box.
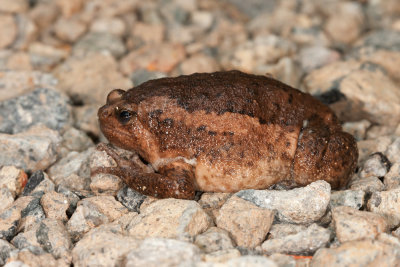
[93,144,196,199]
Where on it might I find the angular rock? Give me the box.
[131,22,165,44]
[54,53,132,104]
[385,137,400,164]
[0,126,62,173]
[0,239,15,265]
[202,249,241,263]
[5,250,66,267]
[332,206,388,243]
[67,196,128,242]
[0,0,28,13]
[357,136,394,164]
[352,30,400,83]
[72,104,101,137]
[385,163,400,190]
[117,186,146,213]
[198,192,231,222]
[304,60,400,125]
[348,176,385,193]
[0,166,27,197]
[225,255,278,267]
[216,196,275,248]
[342,119,371,141]
[324,2,364,45]
[261,224,331,255]
[220,35,296,76]
[90,17,126,37]
[28,42,69,71]
[268,253,297,267]
[60,127,94,155]
[237,180,331,224]
[73,32,126,58]
[0,87,71,134]
[0,70,58,102]
[0,196,36,241]
[12,219,72,264]
[124,238,201,266]
[40,192,69,223]
[0,14,17,49]
[12,14,38,51]
[360,153,391,178]
[72,227,140,267]
[330,190,365,210]
[194,227,234,253]
[311,239,400,266]
[22,171,55,197]
[47,148,94,190]
[298,46,340,73]
[368,188,400,228]
[55,185,80,217]
[120,43,186,75]
[0,187,14,213]
[267,224,307,240]
[53,17,87,42]
[19,195,46,232]
[127,198,212,241]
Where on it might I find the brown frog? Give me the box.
[96,70,358,199]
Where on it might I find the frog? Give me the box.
[95,70,358,199]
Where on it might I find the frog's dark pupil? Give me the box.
[119,110,132,124]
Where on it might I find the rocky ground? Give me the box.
[0,0,400,266]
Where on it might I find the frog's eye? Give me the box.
[117,110,135,124]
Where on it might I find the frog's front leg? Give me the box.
[92,144,196,199]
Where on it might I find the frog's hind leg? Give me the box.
[92,144,195,199]
[292,120,358,189]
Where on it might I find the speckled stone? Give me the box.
[261,224,331,255]
[0,87,72,134]
[237,181,331,224]
[216,196,275,248]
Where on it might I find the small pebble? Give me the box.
[236,180,331,224]
[332,206,388,243]
[261,224,331,255]
[216,196,275,248]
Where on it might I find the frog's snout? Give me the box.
[98,105,113,121]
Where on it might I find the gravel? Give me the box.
[1,0,400,265]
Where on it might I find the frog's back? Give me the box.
[124,70,338,131]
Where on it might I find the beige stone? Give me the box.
[332,206,388,243]
[40,191,69,223]
[216,195,275,248]
[368,188,400,228]
[56,0,84,17]
[131,22,165,44]
[0,166,27,197]
[324,2,364,44]
[54,53,132,104]
[120,43,186,75]
[311,240,400,267]
[198,192,231,221]
[127,198,212,241]
[53,18,87,42]
[179,53,220,75]
[0,14,17,49]
[0,0,28,13]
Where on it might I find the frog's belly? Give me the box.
[194,157,292,192]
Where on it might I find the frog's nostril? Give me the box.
[98,106,111,118]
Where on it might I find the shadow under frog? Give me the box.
[94,70,358,199]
